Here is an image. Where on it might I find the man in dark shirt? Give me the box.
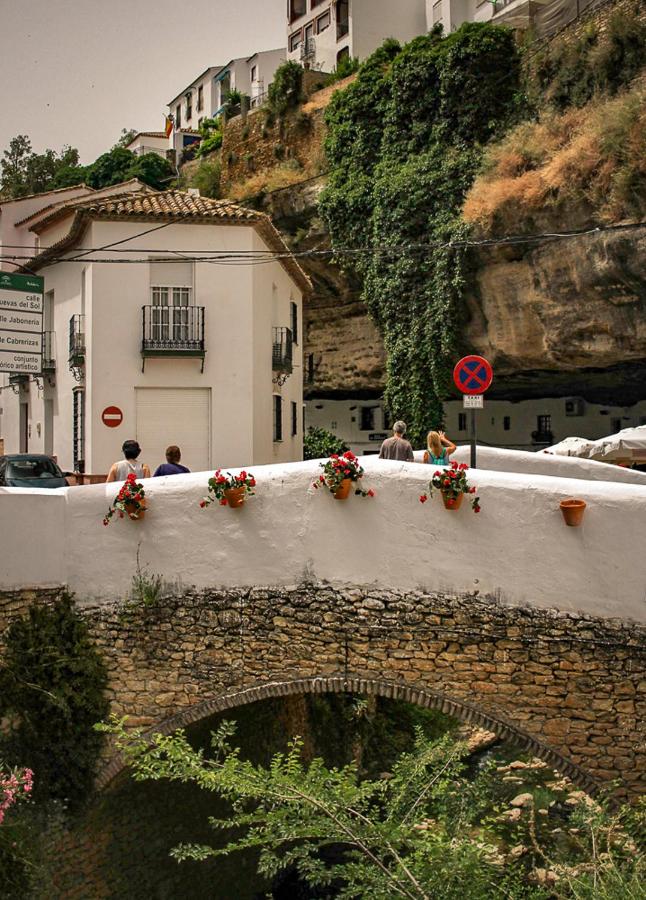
[378,421,415,461]
[153,445,191,477]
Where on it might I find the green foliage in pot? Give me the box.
[303,426,349,461]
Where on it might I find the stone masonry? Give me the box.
[2,585,642,799]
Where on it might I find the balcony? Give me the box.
[141,305,205,371]
[42,331,56,373]
[69,315,85,365]
[272,327,293,373]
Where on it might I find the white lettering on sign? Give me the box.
[463,395,484,409]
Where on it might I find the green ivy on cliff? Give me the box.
[319,24,521,444]
[0,595,109,812]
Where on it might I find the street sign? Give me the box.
[369,433,388,441]
[463,395,483,409]
[453,355,493,395]
[101,406,123,428]
[0,272,44,375]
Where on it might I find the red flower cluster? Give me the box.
[103,472,146,525]
[201,468,256,508]
[422,461,481,513]
[312,451,375,498]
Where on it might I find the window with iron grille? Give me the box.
[175,104,181,127]
[197,85,204,111]
[292,401,298,436]
[503,416,511,431]
[273,395,283,442]
[73,389,85,471]
[185,92,193,120]
[537,415,551,434]
[289,30,302,51]
[290,301,298,345]
[150,286,191,342]
[317,9,330,31]
[360,406,375,430]
[458,413,467,431]
[289,0,307,21]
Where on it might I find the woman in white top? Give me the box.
[106,440,151,482]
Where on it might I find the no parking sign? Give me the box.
[452,356,493,467]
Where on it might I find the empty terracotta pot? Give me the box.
[560,498,586,527]
[334,478,353,500]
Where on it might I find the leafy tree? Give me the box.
[187,159,222,199]
[0,595,109,811]
[102,718,645,899]
[303,426,349,460]
[0,135,81,199]
[127,152,174,189]
[114,128,137,149]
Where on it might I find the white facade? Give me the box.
[125,132,169,159]
[287,0,428,73]
[305,396,646,455]
[0,193,306,475]
[2,456,646,621]
[426,0,476,32]
[168,50,287,130]
[0,185,92,273]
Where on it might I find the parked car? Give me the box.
[0,454,69,489]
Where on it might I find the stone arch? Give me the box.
[97,674,599,794]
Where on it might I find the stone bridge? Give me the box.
[1,457,645,798]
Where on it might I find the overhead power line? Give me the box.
[1,221,644,268]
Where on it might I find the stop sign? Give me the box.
[101,406,123,428]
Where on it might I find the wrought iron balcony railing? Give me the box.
[69,315,85,365]
[141,305,205,370]
[272,326,293,373]
[42,331,56,373]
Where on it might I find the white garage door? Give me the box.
[135,388,211,473]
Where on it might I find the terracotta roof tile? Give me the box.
[27,190,312,294]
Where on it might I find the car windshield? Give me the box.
[6,458,63,480]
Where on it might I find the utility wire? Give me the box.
[1,221,644,267]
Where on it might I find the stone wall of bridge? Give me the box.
[3,584,641,799]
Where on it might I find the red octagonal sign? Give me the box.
[101,406,123,428]
[453,356,493,395]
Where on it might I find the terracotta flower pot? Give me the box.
[225,486,246,508]
[333,478,353,500]
[441,491,463,511]
[125,500,146,520]
[560,498,586,527]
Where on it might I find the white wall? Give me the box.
[0,186,91,272]
[426,0,475,31]
[352,0,427,60]
[416,445,646,485]
[2,457,646,622]
[126,135,168,158]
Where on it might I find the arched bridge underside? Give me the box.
[2,583,644,798]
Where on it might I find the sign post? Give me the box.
[0,272,44,376]
[452,356,493,468]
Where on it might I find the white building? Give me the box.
[426,0,477,32]
[125,132,169,159]
[0,190,309,474]
[286,0,428,73]
[305,396,646,456]
[168,49,286,135]
[0,180,152,272]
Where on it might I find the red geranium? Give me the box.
[201,468,256,508]
[103,473,146,524]
[422,461,481,512]
[312,450,375,498]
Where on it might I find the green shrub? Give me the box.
[196,131,223,157]
[0,595,109,812]
[189,158,222,199]
[267,60,304,116]
[303,426,349,460]
[273,143,286,160]
[326,54,360,84]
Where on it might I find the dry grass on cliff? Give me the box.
[463,84,646,234]
[226,142,328,202]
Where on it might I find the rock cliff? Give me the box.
[262,180,646,406]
